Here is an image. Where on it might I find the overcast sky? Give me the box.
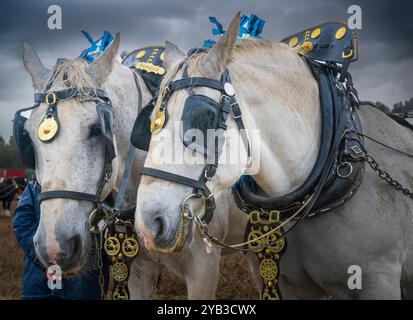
[0,0,412,140]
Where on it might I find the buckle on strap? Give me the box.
[45,92,57,105]
[230,102,242,119]
[162,84,171,97]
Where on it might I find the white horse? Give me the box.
[21,35,236,299]
[135,14,413,299]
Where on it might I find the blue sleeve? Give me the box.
[12,184,40,263]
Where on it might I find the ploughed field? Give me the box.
[0,215,258,300]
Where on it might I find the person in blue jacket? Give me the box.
[13,181,108,300]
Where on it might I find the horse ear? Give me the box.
[22,41,51,90]
[201,12,240,76]
[86,32,120,85]
[163,41,186,70]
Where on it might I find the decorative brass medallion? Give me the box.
[311,27,321,39]
[112,286,129,300]
[136,50,146,59]
[37,117,59,142]
[245,208,287,300]
[263,288,280,300]
[135,61,166,75]
[122,236,140,258]
[300,41,314,53]
[247,229,264,252]
[111,262,129,282]
[288,37,299,48]
[267,232,285,253]
[335,26,347,40]
[150,110,166,134]
[260,258,278,282]
[104,236,121,256]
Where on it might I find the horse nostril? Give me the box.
[59,234,82,261]
[71,234,81,259]
[153,216,166,239]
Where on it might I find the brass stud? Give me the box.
[136,50,146,59]
[311,27,321,39]
[288,37,299,48]
[335,27,347,40]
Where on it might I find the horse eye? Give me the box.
[88,123,101,138]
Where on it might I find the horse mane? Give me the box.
[187,39,300,76]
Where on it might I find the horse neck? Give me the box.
[102,61,152,204]
[229,42,321,196]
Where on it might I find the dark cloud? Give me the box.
[0,0,412,139]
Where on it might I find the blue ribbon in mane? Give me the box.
[202,14,265,48]
[79,31,113,63]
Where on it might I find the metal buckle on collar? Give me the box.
[249,210,260,224]
[45,92,57,105]
[269,210,281,223]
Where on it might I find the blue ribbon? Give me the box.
[202,14,265,48]
[209,16,225,36]
[239,14,265,38]
[79,31,114,63]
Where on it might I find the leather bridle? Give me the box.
[35,88,115,209]
[140,60,250,224]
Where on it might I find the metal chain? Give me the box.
[94,231,106,300]
[366,154,413,199]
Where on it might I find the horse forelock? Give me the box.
[47,58,96,95]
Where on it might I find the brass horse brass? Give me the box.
[104,236,121,256]
[260,258,278,282]
[111,262,129,282]
[122,236,140,258]
[37,117,59,142]
[150,110,166,134]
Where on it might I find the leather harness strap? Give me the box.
[142,167,210,193]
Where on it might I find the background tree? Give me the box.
[0,136,24,168]
[393,98,413,113]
